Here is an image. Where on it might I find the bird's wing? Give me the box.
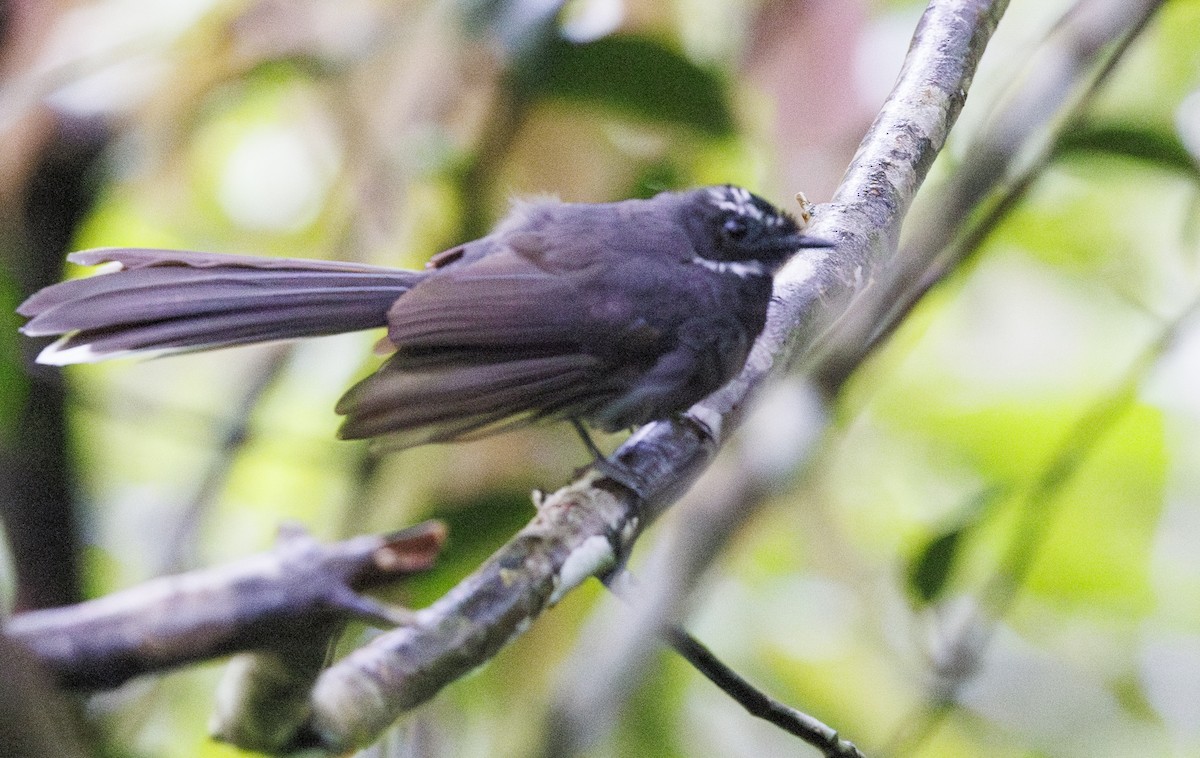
[383,246,609,353]
[338,244,668,446]
[335,351,609,447]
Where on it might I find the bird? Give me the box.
[18,185,832,455]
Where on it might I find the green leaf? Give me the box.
[515,35,736,136]
[909,528,964,604]
[1054,125,1200,179]
[908,487,1003,604]
[631,160,686,198]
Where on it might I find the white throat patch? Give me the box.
[691,256,769,278]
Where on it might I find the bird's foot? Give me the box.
[570,419,648,499]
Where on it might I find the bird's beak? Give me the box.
[765,232,836,255]
[793,233,836,249]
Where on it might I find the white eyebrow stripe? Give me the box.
[706,186,766,221]
[691,257,769,278]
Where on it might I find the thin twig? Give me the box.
[544,381,829,754]
[593,562,867,758]
[665,626,866,758]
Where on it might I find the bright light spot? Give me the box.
[855,10,919,109]
[1145,313,1200,419]
[1176,90,1200,163]
[38,0,220,118]
[561,0,624,43]
[218,126,337,232]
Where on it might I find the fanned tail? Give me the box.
[18,248,424,365]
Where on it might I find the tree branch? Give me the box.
[819,0,1166,391]
[287,0,1010,753]
[4,521,445,689]
[2,1,1022,753]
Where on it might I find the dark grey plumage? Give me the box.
[18,186,831,450]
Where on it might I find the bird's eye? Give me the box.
[723,217,749,240]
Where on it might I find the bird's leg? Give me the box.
[570,419,648,498]
[571,418,607,463]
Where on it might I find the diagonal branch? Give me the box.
[818,0,1166,392]
[287,1,1010,753]
[545,1,1165,754]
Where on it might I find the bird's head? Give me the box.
[683,185,833,276]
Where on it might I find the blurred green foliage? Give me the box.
[0,273,26,444]
[514,35,736,137]
[1054,125,1200,178]
[4,1,1200,757]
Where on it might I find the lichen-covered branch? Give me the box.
[289,1,1010,752]
[302,474,638,751]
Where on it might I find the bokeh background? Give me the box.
[2,0,1200,756]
